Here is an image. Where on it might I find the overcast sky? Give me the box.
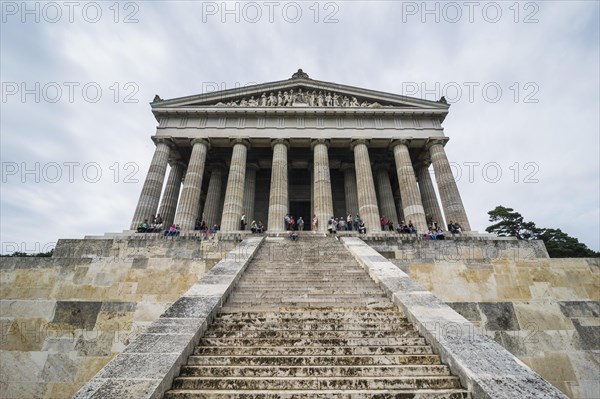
[1,1,598,253]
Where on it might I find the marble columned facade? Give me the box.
[130,70,471,233]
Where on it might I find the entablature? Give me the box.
[154,113,444,131]
[156,131,444,149]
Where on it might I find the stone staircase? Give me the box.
[163,234,470,398]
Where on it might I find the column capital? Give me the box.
[208,162,226,172]
[152,136,174,147]
[415,159,432,169]
[340,162,355,172]
[389,137,412,149]
[167,149,182,164]
[373,163,391,172]
[311,139,330,150]
[351,139,370,149]
[231,137,251,149]
[191,138,210,148]
[271,138,290,149]
[246,163,260,171]
[425,137,449,149]
[169,159,187,169]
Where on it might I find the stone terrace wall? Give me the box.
[0,237,236,399]
[366,238,599,399]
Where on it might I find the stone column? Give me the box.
[351,139,380,233]
[341,163,359,216]
[428,139,471,231]
[203,164,224,228]
[220,139,250,231]
[416,161,446,229]
[374,164,399,227]
[130,137,172,229]
[394,187,405,222]
[391,139,428,233]
[157,160,185,228]
[310,165,314,219]
[312,139,334,232]
[198,192,206,222]
[242,163,259,226]
[267,139,289,232]
[173,139,209,231]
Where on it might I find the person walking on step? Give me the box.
[312,214,318,233]
[240,214,247,230]
[298,216,304,231]
[354,214,361,231]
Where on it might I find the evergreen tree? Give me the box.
[486,206,598,258]
[537,228,598,258]
[485,206,539,240]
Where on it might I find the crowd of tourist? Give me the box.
[136,215,164,233]
[136,211,463,240]
[323,214,367,235]
[249,220,265,233]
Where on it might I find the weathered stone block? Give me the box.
[559,301,600,318]
[40,353,78,383]
[75,331,115,357]
[571,319,600,350]
[52,301,102,330]
[479,302,520,331]
[448,302,481,322]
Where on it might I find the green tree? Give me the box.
[485,206,599,258]
[537,228,598,258]
[485,206,539,240]
[0,249,54,258]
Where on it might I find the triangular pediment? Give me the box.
[151,69,449,112]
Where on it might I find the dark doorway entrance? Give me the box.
[289,201,311,228]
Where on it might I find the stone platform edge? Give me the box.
[340,237,568,399]
[72,236,265,399]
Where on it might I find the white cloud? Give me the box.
[1,1,598,252]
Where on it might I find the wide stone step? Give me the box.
[226,298,388,305]
[229,289,378,295]
[233,286,380,292]
[227,296,388,302]
[193,346,434,356]
[170,376,463,390]
[230,292,386,298]
[237,281,374,286]
[179,365,451,378]
[213,317,407,325]
[199,337,427,347]
[187,355,440,366]
[221,303,396,314]
[233,284,377,290]
[223,301,393,309]
[216,308,399,317]
[237,277,373,281]
[164,389,471,399]
[201,330,420,339]
[208,322,414,331]
[227,295,388,303]
[247,268,364,270]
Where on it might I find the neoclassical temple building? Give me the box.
[130,69,470,234]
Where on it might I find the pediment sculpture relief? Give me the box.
[213,89,390,108]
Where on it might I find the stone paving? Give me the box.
[163,234,471,398]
